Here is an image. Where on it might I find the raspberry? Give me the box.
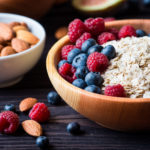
[29,103,50,123]
[104,84,126,97]
[76,32,91,49]
[84,18,105,36]
[104,17,116,22]
[61,45,76,60]
[68,19,86,42]
[87,52,109,73]
[0,111,19,134]
[97,32,116,45]
[118,25,137,39]
[58,63,76,83]
[106,28,119,39]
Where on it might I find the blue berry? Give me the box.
[81,38,96,53]
[75,66,89,79]
[67,48,81,63]
[101,45,116,60]
[143,0,150,7]
[72,79,86,89]
[4,104,16,112]
[47,91,61,105]
[87,45,103,55]
[72,53,87,68]
[58,60,68,68]
[36,136,49,148]
[85,72,103,86]
[84,85,101,94]
[67,122,80,134]
[136,29,147,37]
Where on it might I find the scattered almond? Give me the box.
[1,46,16,56]
[13,25,29,32]
[22,120,42,137]
[19,97,37,112]
[55,27,68,39]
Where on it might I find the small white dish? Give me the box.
[0,13,46,88]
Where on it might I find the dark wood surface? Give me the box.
[1,2,150,150]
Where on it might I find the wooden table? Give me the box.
[1,2,150,150]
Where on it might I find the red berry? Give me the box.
[104,17,116,22]
[0,111,19,134]
[61,45,76,60]
[76,32,92,49]
[68,19,86,42]
[104,84,126,97]
[29,103,50,123]
[118,25,137,39]
[106,28,119,39]
[58,63,76,83]
[87,52,109,73]
[84,18,105,36]
[97,32,116,45]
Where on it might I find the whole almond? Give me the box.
[0,23,14,41]
[1,46,16,56]
[17,30,39,45]
[19,97,37,112]
[13,25,29,32]
[12,38,30,53]
[55,27,68,39]
[9,22,21,28]
[22,120,42,137]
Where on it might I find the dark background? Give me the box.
[1,1,150,149]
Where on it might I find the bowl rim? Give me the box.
[46,19,150,103]
[0,13,46,60]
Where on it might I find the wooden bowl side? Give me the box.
[46,19,150,131]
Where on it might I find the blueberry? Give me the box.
[81,38,96,53]
[136,29,147,37]
[58,60,68,68]
[67,122,80,134]
[4,104,16,112]
[84,85,101,94]
[85,72,103,86]
[72,79,86,89]
[75,66,89,79]
[36,136,49,148]
[101,45,116,60]
[72,53,87,68]
[88,45,103,55]
[67,48,81,63]
[47,91,61,105]
[143,0,150,7]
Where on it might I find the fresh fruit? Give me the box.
[87,52,109,72]
[58,59,68,68]
[118,25,137,39]
[87,45,103,55]
[67,122,80,134]
[4,104,16,112]
[104,17,116,22]
[22,120,42,137]
[29,103,50,123]
[84,85,101,94]
[97,32,116,45]
[85,72,103,86]
[104,84,126,97]
[47,91,61,105]
[106,28,119,39]
[36,136,49,148]
[101,45,116,60]
[142,0,150,7]
[136,29,147,37]
[72,53,87,68]
[58,63,76,83]
[72,79,87,89]
[75,66,89,79]
[0,111,19,134]
[68,19,86,42]
[19,97,38,112]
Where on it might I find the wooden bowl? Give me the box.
[46,19,150,131]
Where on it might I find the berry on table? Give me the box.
[67,122,80,134]
[87,45,103,55]
[47,91,61,105]
[106,28,119,39]
[0,111,19,134]
[58,59,68,68]
[36,136,49,148]
[136,29,147,37]
[75,66,89,79]
[4,104,16,112]
[72,79,87,89]
[87,52,109,73]
[104,17,116,22]
[29,103,50,123]
[84,85,101,94]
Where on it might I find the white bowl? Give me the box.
[0,13,46,88]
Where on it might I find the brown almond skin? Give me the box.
[0,44,3,51]
[9,22,21,28]
[19,97,37,112]
[13,25,29,33]
[0,36,5,45]
[1,46,16,56]
[11,38,30,53]
[22,120,42,137]
[55,27,68,39]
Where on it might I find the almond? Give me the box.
[0,44,3,52]
[1,46,16,56]
[55,27,68,39]
[0,36,5,45]
[0,23,14,41]
[22,120,42,137]
[9,22,21,28]
[13,25,29,32]
[19,97,37,112]
[12,38,30,53]
[17,30,39,45]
